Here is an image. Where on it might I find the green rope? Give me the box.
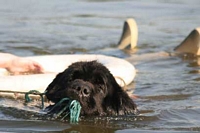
[48,98,71,113]
[0,90,45,109]
[0,90,81,122]
[69,100,81,123]
[49,97,81,123]
[25,90,45,109]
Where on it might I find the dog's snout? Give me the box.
[74,84,91,96]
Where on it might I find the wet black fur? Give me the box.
[45,61,138,116]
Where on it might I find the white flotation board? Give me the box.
[118,18,138,50]
[174,27,200,55]
[0,54,136,96]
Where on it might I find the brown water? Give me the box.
[0,0,200,132]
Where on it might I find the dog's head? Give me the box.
[45,61,138,116]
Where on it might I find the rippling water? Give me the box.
[0,0,200,132]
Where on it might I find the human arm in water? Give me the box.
[0,53,44,75]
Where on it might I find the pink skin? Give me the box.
[0,53,44,75]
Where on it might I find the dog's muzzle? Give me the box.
[70,79,93,97]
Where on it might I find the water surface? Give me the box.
[0,0,200,132]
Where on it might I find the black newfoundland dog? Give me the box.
[45,60,138,116]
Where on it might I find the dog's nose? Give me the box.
[74,84,90,96]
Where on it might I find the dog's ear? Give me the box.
[103,73,138,115]
[45,72,65,102]
[115,88,138,115]
[45,67,74,102]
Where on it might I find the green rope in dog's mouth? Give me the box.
[0,90,81,123]
[49,97,82,123]
[69,100,82,123]
[25,90,82,123]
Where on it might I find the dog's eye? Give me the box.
[98,84,107,96]
[95,78,103,84]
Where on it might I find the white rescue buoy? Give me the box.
[0,54,136,94]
